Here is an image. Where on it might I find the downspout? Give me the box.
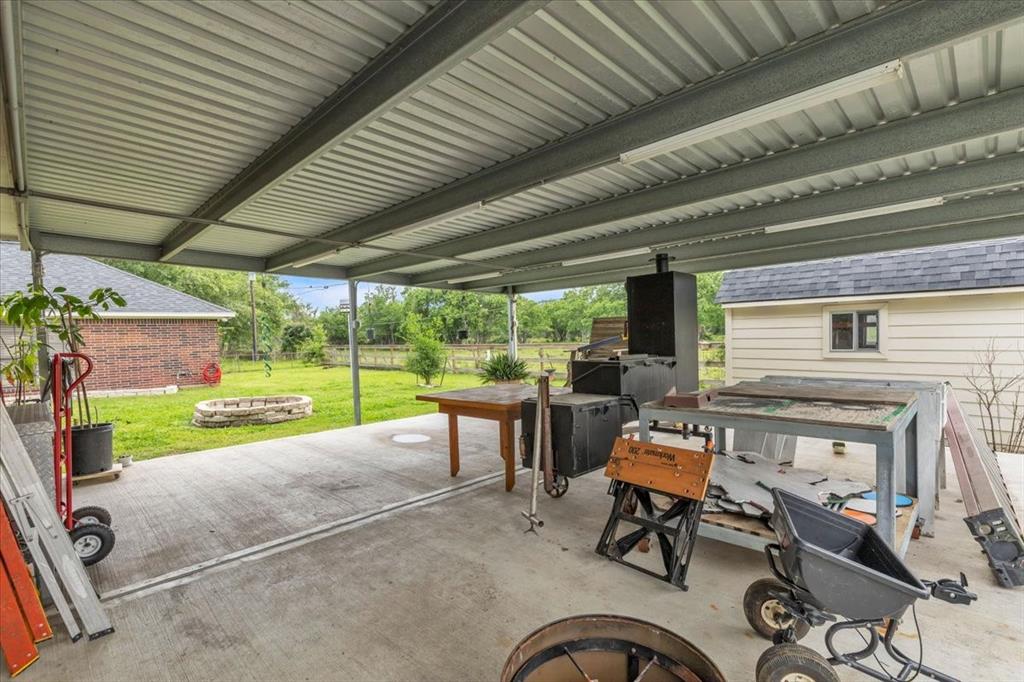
[1,0,29,248]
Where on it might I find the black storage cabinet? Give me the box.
[521,393,631,478]
[570,356,676,404]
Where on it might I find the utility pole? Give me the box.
[248,272,258,362]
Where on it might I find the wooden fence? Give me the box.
[321,342,726,386]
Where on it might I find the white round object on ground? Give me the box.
[392,433,431,444]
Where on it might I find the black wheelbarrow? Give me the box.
[743,488,976,682]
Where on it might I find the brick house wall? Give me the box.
[77,318,221,390]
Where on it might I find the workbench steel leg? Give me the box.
[714,426,727,453]
[639,410,651,442]
[499,418,515,492]
[447,413,459,477]
[876,439,898,548]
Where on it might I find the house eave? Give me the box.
[720,285,1024,309]
[94,312,235,321]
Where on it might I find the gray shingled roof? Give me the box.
[0,241,233,318]
[717,237,1024,305]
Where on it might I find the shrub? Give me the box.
[281,323,314,353]
[480,353,529,384]
[299,327,328,366]
[406,334,446,385]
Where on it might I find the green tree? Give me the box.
[697,271,725,338]
[317,306,350,345]
[359,285,404,344]
[403,315,446,385]
[280,323,314,352]
[104,260,302,352]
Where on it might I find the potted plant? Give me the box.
[480,353,530,384]
[1,283,125,476]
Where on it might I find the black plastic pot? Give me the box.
[70,423,114,476]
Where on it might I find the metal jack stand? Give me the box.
[522,375,550,533]
[596,437,714,590]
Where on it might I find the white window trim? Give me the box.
[821,303,888,359]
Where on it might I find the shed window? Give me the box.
[830,310,880,352]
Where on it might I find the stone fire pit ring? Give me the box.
[192,395,313,428]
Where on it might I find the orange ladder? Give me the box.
[0,501,52,676]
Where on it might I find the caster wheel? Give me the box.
[547,475,569,498]
[69,523,115,566]
[744,579,810,641]
[73,505,112,527]
[756,643,839,682]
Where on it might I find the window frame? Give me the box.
[821,303,888,359]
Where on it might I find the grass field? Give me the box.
[93,361,480,461]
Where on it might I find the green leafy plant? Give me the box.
[479,352,529,384]
[299,327,328,366]
[281,323,314,353]
[405,333,446,386]
[1,283,125,410]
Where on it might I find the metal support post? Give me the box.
[506,289,518,360]
[248,272,258,362]
[347,279,361,425]
[30,249,48,384]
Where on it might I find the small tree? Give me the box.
[965,340,1024,454]
[404,316,446,385]
[299,327,328,366]
[281,323,313,353]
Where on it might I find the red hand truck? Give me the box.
[50,353,115,566]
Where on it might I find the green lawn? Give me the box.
[93,361,480,461]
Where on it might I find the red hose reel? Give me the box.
[201,362,222,386]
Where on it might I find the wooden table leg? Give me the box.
[499,417,516,492]
[447,412,460,477]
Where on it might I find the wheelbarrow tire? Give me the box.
[756,643,838,682]
[73,505,112,527]
[69,523,115,566]
[744,578,810,641]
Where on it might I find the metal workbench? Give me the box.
[638,388,920,549]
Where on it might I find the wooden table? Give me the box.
[416,384,569,491]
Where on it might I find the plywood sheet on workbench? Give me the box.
[697,396,912,431]
[719,381,917,406]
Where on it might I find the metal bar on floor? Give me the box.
[347,279,361,425]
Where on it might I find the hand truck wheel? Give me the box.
[72,505,112,527]
[756,643,839,682]
[744,578,810,641]
[69,523,115,566]
[547,475,569,498]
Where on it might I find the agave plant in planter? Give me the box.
[1,283,125,477]
[480,353,530,384]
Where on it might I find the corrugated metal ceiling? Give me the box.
[8,0,1023,287]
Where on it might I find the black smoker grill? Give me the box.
[521,393,633,478]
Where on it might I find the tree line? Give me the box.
[104,260,725,354]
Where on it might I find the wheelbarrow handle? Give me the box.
[763,543,791,584]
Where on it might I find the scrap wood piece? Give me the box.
[944,388,1024,588]
[718,381,917,406]
[706,451,870,519]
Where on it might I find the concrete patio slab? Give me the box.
[23,415,1024,681]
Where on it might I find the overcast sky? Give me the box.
[280,276,562,310]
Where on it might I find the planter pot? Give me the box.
[493,379,524,384]
[71,423,114,476]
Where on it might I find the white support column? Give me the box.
[347,279,361,425]
[31,249,48,383]
[506,289,518,360]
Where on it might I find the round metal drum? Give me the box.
[500,614,725,682]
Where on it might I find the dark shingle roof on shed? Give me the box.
[716,237,1024,305]
[0,241,233,317]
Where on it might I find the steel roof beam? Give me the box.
[410,153,1024,286]
[454,191,1024,289]
[158,0,546,261]
[270,0,1024,273]
[380,89,1024,283]
[30,230,404,282]
[479,216,1024,294]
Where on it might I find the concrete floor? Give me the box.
[15,414,1024,681]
